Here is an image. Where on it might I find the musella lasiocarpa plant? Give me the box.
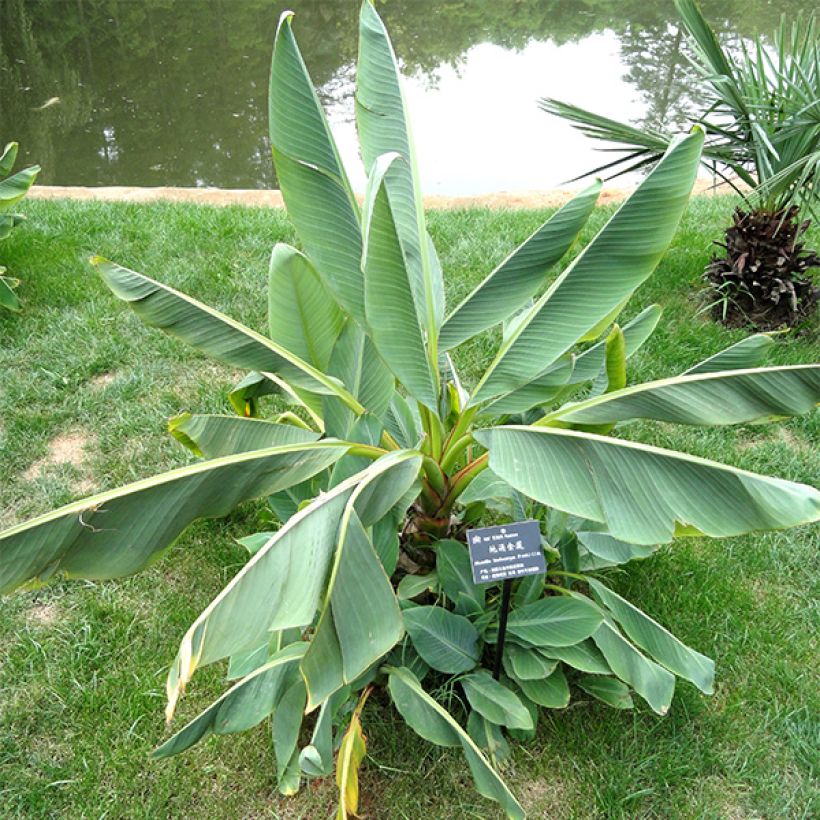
[1,3,819,817]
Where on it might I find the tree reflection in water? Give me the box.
[0,0,809,190]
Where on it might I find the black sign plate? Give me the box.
[466,520,546,585]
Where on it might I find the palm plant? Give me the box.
[1,3,818,816]
[541,0,820,330]
[0,140,40,310]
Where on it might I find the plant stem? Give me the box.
[440,405,478,460]
[422,456,448,499]
[439,433,473,474]
[380,430,401,450]
[345,443,390,459]
[435,452,489,516]
[420,405,444,459]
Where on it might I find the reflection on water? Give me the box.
[0,0,808,194]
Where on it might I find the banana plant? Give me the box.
[0,141,40,311]
[1,4,819,817]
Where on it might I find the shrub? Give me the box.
[541,0,820,329]
[0,140,40,310]
[1,3,818,816]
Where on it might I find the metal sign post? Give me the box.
[466,520,547,681]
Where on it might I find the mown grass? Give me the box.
[0,195,817,819]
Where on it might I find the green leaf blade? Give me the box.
[476,426,820,545]
[403,605,480,674]
[440,181,602,350]
[471,129,704,404]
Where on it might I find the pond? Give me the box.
[0,0,809,194]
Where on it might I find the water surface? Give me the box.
[0,0,805,194]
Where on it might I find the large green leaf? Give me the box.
[0,142,18,176]
[475,426,820,545]
[301,509,403,710]
[483,356,575,417]
[362,153,438,408]
[269,12,364,322]
[168,413,320,458]
[357,0,442,348]
[152,642,306,759]
[272,678,307,795]
[576,530,657,568]
[440,181,601,350]
[506,595,603,647]
[165,451,421,719]
[0,272,21,311]
[470,130,703,404]
[0,164,40,211]
[587,577,714,694]
[386,666,525,819]
[513,666,570,708]
[569,304,662,386]
[299,687,350,778]
[539,640,611,675]
[93,257,362,409]
[402,605,480,674]
[322,321,394,439]
[436,539,484,615]
[460,670,533,731]
[592,621,675,714]
[682,333,774,375]
[268,243,345,370]
[577,675,634,709]
[543,365,820,427]
[0,441,348,595]
[502,643,558,681]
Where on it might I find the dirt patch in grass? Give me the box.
[90,371,117,388]
[23,430,91,480]
[736,427,813,456]
[27,602,60,626]
[518,776,573,817]
[22,430,97,497]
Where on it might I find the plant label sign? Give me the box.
[466,520,546,585]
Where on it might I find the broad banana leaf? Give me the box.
[268,244,345,370]
[227,371,280,416]
[0,142,18,176]
[592,620,675,714]
[475,426,820,545]
[168,413,319,458]
[153,642,306,758]
[0,164,40,210]
[357,0,443,347]
[273,679,307,794]
[385,666,525,819]
[93,258,363,410]
[570,304,662,384]
[269,12,364,322]
[0,441,348,594]
[166,451,421,719]
[460,671,533,731]
[362,153,438,409]
[682,333,774,374]
[439,181,602,350]
[586,577,714,694]
[483,355,574,416]
[470,129,703,404]
[301,508,403,711]
[542,365,820,426]
[323,321,395,439]
[0,214,25,241]
[0,271,21,311]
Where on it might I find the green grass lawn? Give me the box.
[0,195,817,819]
